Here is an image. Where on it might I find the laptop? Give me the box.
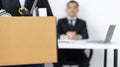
[88,25,116,43]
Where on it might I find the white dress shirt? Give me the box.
[19,0,25,7]
[67,16,77,26]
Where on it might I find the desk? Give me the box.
[58,40,120,67]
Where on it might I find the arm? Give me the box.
[80,22,89,39]
[38,0,53,16]
[57,20,72,40]
[0,0,2,9]
[57,20,62,39]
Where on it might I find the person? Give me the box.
[0,0,53,67]
[0,0,53,16]
[54,1,89,67]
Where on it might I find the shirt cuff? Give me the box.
[78,34,82,39]
[60,34,82,40]
[60,34,65,40]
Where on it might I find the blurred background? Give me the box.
[46,0,120,67]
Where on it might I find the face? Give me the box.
[67,2,79,18]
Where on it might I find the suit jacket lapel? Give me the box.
[74,18,79,30]
[25,0,30,7]
[25,0,35,11]
[15,0,21,8]
[65,18,70,27]
[15,0,29,8]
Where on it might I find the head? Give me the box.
[66,0,79,18]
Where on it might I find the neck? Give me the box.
[68,15,77,18]
[69,16,76,18]
[68,16,77,19]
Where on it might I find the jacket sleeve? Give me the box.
[38,0,53,16]
[57,20,63,39]
[0,0,2,9]
[80,22,89,39]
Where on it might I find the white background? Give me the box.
[46,0,120,67]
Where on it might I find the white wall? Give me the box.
[47,0,120,67]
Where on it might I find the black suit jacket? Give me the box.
[57,18,89,63]
[57,18,89,39]
[0,0,53,16]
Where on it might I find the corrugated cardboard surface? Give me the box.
[0,17,57,66]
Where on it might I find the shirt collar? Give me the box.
[67,16,77,20]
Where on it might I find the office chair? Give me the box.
[61,49,93,67]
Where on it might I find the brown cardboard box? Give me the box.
[0,17,57,66]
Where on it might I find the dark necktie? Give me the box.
[70,19,74,27]
[69,19,74,31]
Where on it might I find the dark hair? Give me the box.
[67,0,79,7]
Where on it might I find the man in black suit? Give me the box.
[0,0,53,16]
[54,1,89,67]
[0,0,53,67]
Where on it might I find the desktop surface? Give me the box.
[58,39,120,49]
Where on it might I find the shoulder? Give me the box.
[77,18,86,23]
[58,17,67,23]
[76,18,87,25]
[58,17,67,21]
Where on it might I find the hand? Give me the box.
[62,35,71,40]
[66,31,76,36]
[66,31,81,40]
[72,35,81,40]
[61,31,76,40]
